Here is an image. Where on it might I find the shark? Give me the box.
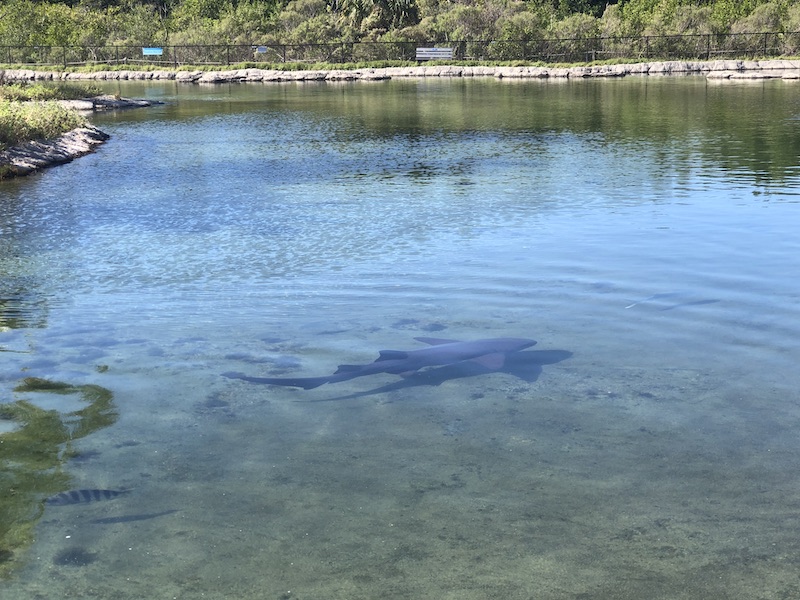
[222,337,537,390]
[295,348,573,402]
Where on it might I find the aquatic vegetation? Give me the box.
[0,378,116,579]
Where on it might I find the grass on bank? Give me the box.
[0,81,103,101]
[0,100,87,150]
[0,83,100,150]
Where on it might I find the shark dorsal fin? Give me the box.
[413,337,460,346]
[375,350,409,362]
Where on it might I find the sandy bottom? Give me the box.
[5,324,800,600]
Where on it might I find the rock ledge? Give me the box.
[2,59,800,83]
[0,126,110,179]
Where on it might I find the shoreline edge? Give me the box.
[3,58,800,84]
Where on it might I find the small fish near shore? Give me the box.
[45,488,131,506]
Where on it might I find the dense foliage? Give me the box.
[0,101,87,149]
[0,0,799,48]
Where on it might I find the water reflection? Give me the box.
[90,77,800,190]
[1,77,799,598]
[0,288,48,330]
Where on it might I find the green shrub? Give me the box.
[0,82,103,101]
[0,100,86,149]
[731,1,787,33]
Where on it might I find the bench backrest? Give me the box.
[415,47,454,61]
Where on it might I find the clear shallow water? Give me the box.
[2,77,800,598]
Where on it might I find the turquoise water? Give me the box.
[2,77,800,598]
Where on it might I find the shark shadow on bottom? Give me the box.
[223,337,571,401]
[299,349,573,402]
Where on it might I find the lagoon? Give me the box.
[2,76,800,599]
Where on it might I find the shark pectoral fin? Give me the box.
[334,364,364,373]
[374,350,409,362]
[398,370,420,378]
[413,337,460,345]
[471,353,506,369]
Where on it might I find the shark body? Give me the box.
[223,337,536,390]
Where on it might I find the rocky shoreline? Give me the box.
[0,126,110,178]
[2,58,800,84]
[56,94,159,111]
[0,96,157,179]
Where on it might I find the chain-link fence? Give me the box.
[2,32,799,68]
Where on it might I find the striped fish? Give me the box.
[45,489,131,506]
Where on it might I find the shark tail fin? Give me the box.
[222,372,330,390]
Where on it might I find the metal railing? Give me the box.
[2,31,799,68]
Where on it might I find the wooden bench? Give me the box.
[415,47,454,62]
